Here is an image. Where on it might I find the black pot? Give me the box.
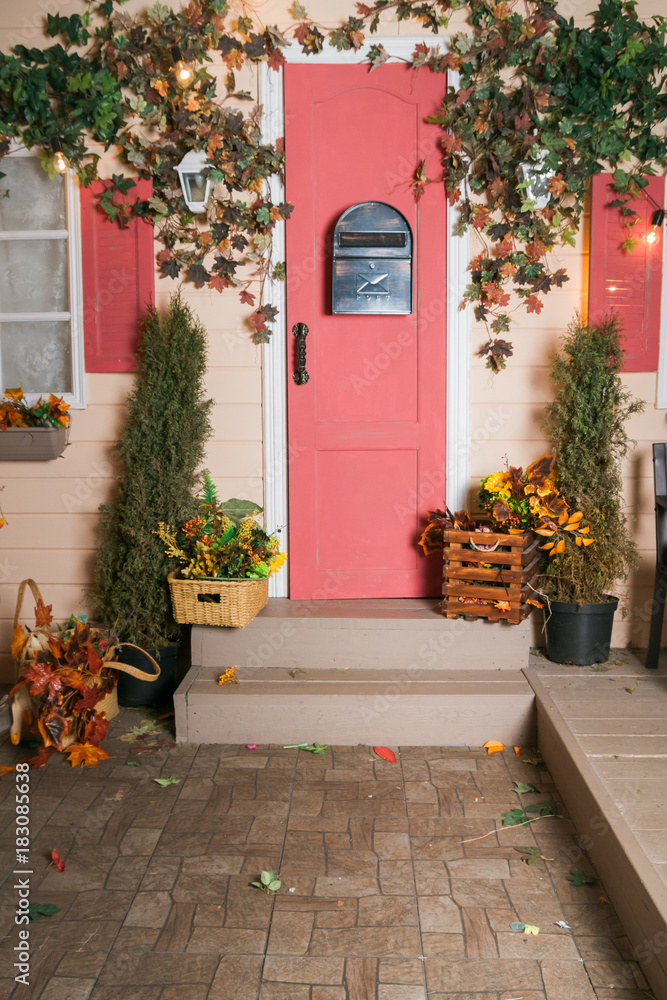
[543,597,618,665]
[116,644,180,708]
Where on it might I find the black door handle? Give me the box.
[293,323,309,385]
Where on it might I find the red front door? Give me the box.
[284,64,447,599]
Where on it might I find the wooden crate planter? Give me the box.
[443,529,540,624]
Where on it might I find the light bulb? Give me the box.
[51,137,68,173]
[171,46,193,87]
[175,61,194,85]
[646,229,658,244]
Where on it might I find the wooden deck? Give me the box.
[526,649,667,1000]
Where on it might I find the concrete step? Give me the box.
[191,598,533,673]
[174,664,536,746]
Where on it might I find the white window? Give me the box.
[0,149,86,408]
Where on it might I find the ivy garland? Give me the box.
[0,0,665,364]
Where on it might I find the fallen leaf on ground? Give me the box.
[513,781,540,794]
[524,924,540,934]
[283,742,328,754]
[373,746,397,764]
[513,746,522,756]
[153,775,181,787]
[66,743,109,768]
[289,668,309,678]
[126,761,140,767]
[28,903,60,921]
[509,921,526,931]
[246,744,258,750]
[48,849,65,872]
[624,687,635,694]
[555,920,571,929]
[513,846,543,865]
[567,869,598,886]
[483,740,504,754]
[249,870,281,894]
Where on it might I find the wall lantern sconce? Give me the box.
[171,46,194,87]
[647,208,665,245]
[517,146,554,211]
[175,151,211,214]
[51,137,68,174]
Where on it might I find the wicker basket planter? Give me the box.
[168,570,269,628]
[442,528,540,624]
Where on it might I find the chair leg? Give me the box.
[646,567,667,669]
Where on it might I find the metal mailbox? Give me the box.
[332,202,413,314]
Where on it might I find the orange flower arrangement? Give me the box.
[0,389,70,430]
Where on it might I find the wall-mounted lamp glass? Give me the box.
[171,46,194,87]
[647,208,665,245]
[517,146,554,211]
[51,137,68,174]
[175,150,211,214]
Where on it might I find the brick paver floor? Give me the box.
[0,707,654,999]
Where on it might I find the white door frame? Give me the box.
[260,42,471,597]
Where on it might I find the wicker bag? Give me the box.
[10,579,160,748]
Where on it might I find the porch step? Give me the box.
[174,665,536,746]
[527,662,667,1000]
[190,598,533,673]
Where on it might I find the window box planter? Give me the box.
[0,426,68,461]
[442,528,540,624]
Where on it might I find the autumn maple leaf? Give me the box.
[525,295,544,315]
[73,684,103,714]
[82,712,110,747]
[268,48,286,71]
[66,743,110,768]
[11,625,26,660]
[34,599,53,627]
[23,662,63,700]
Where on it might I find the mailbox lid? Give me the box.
[333,201,412,259]
[332,257,412,314]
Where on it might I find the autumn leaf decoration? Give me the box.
[373,746,397,764]
[65,743,110,768]
[10,609,115,765]
[48,848,66,872]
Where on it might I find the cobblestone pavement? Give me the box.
[0,708,654,1000]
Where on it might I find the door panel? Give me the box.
[285,64,447,599]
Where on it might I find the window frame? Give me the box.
[0,145,86,409]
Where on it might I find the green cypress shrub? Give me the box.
[91,292,213,647]
[541,314,643,605]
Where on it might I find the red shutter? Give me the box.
[589,173,664,372]
[80,179,155,372]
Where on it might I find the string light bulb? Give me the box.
[51,137,68,174]
[171,46,194,87]
[647,208,665,245]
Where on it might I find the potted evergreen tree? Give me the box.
[91,292,213,704]
[540,314,643,664]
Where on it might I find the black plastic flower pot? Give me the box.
[116,644,180,707]
[543,597,618,665]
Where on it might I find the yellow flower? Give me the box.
[484,471,510,495]
[218,666,238,685]
[269,552,287,575]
